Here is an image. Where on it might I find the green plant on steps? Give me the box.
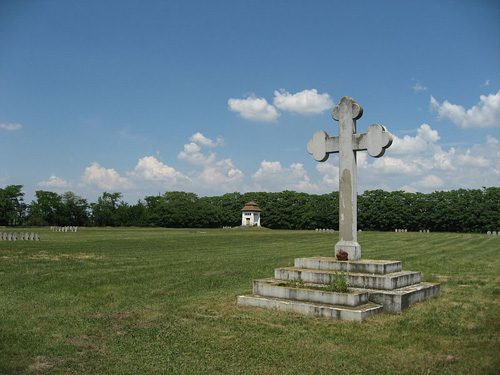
[324,270,349,293]
[288,275,305,288]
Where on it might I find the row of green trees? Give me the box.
[0,185,498,232]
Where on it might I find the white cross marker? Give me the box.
[307,96,393,260]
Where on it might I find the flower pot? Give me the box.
[336,250,348,261]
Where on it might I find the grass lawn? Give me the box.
[1,228,499,374]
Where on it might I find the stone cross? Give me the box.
[307,96,393,260]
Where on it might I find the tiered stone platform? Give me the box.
[237,257,440,322]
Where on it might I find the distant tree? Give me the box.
[201,192,243,227]
[0,185,25,226]
[113,200,150,227]
[481,187,500,232]
[144,191,223,228]
[61,191,90,226]
[4,185,498,231]
[27,190,64,226]
[90,192,123,226]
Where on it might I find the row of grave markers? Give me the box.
[487,231,500,235]
[395,229,431,233]
[50,226,79,232]
[0,232,40,241]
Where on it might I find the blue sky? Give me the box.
[1,0,499,203]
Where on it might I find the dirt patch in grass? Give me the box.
[30,252,103,261]
[70,335,108,356]
[28,355,53,372]
[2,252,103,261]
[436,275,449,282]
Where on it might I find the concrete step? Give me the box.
[252,278,369,307]
[294,257,402,275]
[275,267,421,290]
[237,295,383,322]
[351,282,441,314]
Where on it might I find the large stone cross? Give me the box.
[307,96,393,260]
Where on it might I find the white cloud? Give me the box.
[487,135,498,144]
[228,95,280,122]
[455,150,490,167]
[400,185,418,193]
[316,162,339,189]
[190,132,224,147]
[252,160,318,192]
[82,162,134,190]
[190,155,244,192]
[372,156,421,175]
[412,83,428,93]
[176,134,244,192]
[430,148,456,171]
[177,142,216,166]
[273,89,334,115]
[253,160,282,178]
[367,133,499,193]
[0,123,22,131]
[390,124,440,155]
[129,156,189,183]
[38,174,70,188]
[430,91,500,128]
[414,175,444,189]
[199,163,244,186]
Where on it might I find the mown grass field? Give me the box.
[1,227,499,374]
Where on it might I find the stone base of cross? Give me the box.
[307,96,393,261]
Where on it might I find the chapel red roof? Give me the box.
[241,201,262,212]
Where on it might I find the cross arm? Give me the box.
[306,130,340,162]
[353,123,393,157]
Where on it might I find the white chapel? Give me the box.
[241,201,262,227]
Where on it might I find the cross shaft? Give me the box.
[307,96,393,260]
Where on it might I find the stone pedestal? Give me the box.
[238,257,440,321]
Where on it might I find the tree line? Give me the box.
[0,185,498,233]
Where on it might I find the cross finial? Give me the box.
[332,96,363,123]
[307,96,393,260]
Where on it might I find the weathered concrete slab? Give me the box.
[294,257,402,275]
[237,295,383,322]
[252,278,369,307]
[350,282,440,314]
[275,267,421,290]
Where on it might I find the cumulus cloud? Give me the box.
[414,175,444,189]
[316,162,339,189]
[82,162,134,190]
[372,156,421,175]
[228,95,280,122]
[357,130,500,193]
[129,156,189,183]
[190,132,224,147]
[0,123,22,131]
[487,135,499,145]
[273,89,334,115]
[178,142,216,166]
[198,162,244,186]
[455,150,490,167]
[252,160,318,192]
[188,155,244,192]
[38,174,70,188]
[389,124,440,155]
[176,134,244,191]
[430,91,500,128]
[430,148,456,171]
